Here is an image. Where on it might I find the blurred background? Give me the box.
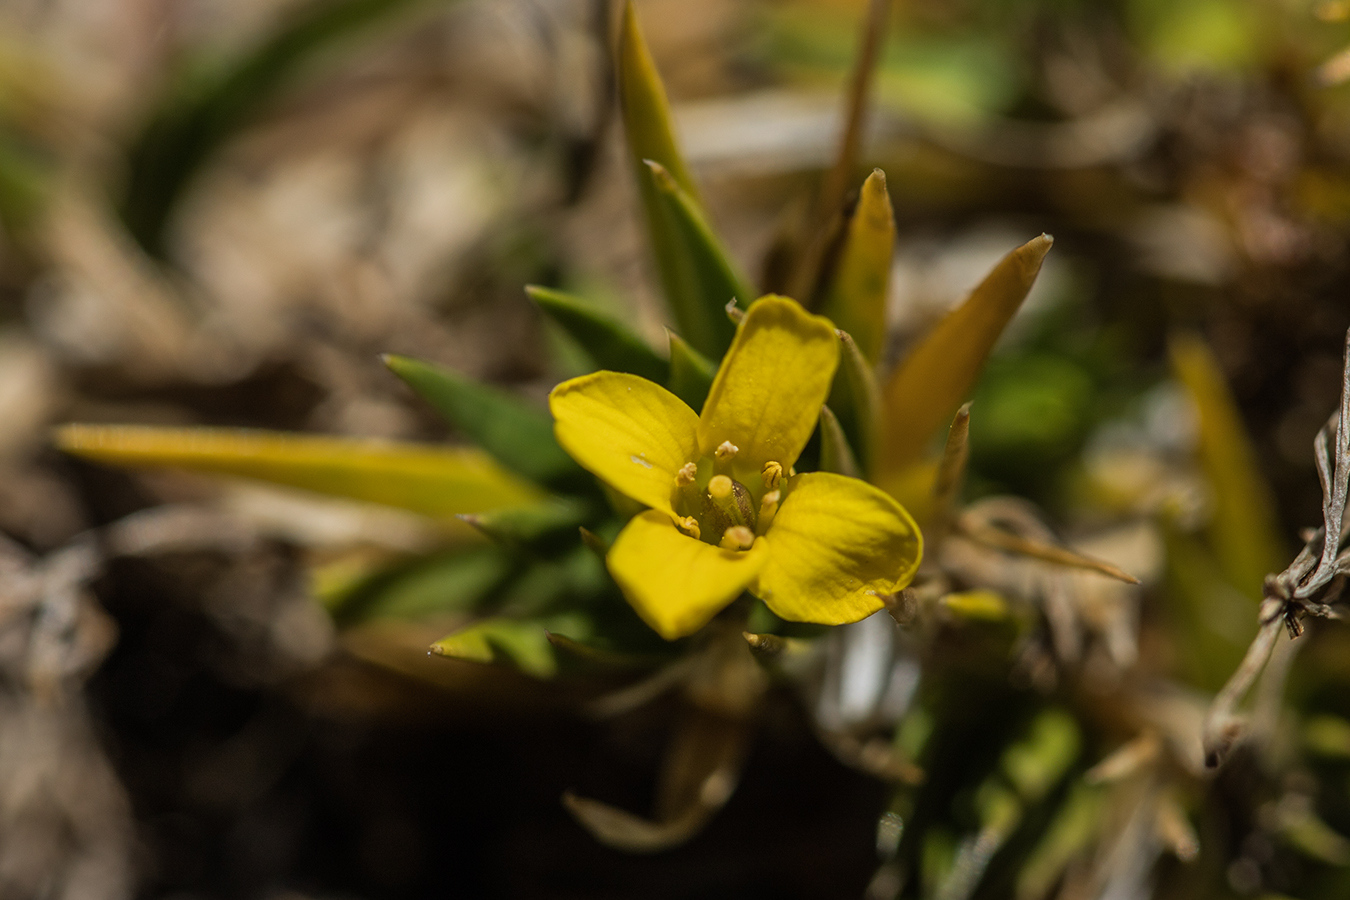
[7,0,1350,897]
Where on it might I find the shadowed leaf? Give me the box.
[666,329,717,411]
[431,613,592,679]
[819,405,861,477]
[644,160,753,358]
[527,285,668,382]
[323,547,514,627]
[818,169,895,363]
[828,328,882,476]
[879,234,1053,476]
[383,354,583,490]
[55,424,543,518]
[459,497,596,553]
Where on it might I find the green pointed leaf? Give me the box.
[619,1,741,359]
[383,354,584,491]
[818,169,894,364]
[495,545,612,618]
[617,0,698,199]
[324,547,514,627]
[644,160,752,359]
[526,285,668,382]
[54,424,544,517]
[459,497,597,553]
[545,631,661,671]
[818,405,861,477]
[431,612,593,679]
[666,329,717,411]
[828,329,881,476]
[879,234,1053,477]
[1169,332,1286,598]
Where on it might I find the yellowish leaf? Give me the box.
[55,424,543,518]
[818,168,895,363]
[878,234,1053,477]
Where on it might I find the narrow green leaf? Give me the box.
[818,405,861,478]
[1169,332,1286,598]
[54,424,544,517]
[1014,783,1102,900]
[666,329,717,411]
[828,329,881,476]
[879,234,1053,477]
[617,0,698,199]
[546,631,661,671]
[430,612,592,679]
[526,285,668,382]
[324,547,514,627]
[644,160,752,359]
[383,354,583,490]
[818,169,895,364]
[618,0,742,359]
[459,497,596,553]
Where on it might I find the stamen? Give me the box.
[708,475,733,500]
[762,461,783,491]
[675,462,698,486]
[677,516,701,540]
[757,490,781,534]
[713,440,739,476]
[719,525,755,551]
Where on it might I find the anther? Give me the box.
[675,462,698,487]
[708,475,733,500]
[719,525,755,551]
[713,440,738,476]
[762,461,783,491]
[677,516,701,540]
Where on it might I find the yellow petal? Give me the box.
[608,510,767,639]
[754,472,922,624]
[550,372,699,516]
[697,295,839,477]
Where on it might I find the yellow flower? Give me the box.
[549,295,922,639]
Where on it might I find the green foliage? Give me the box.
[383,354,585,491]
[666,330,717,411]
[527,285,668,383]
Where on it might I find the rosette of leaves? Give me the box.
[55,0,1088,868]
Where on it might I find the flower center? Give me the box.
[671,442,783,549]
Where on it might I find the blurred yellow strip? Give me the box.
[55,424,545,519]
[1169,333,1285,596]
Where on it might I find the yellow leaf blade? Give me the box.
[878,234,1053,476]
[818,168,894,364]
[54,424,544,517]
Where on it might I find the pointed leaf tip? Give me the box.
[878,234,1054,475]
